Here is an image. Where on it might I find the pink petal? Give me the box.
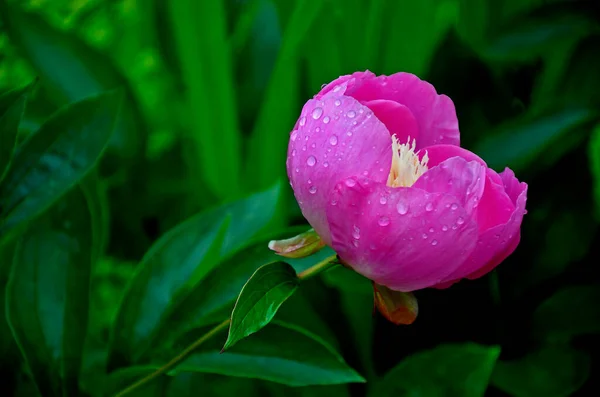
[326,177,479,292]
[418,144,486,168]
[413,157,486,217]
[361,99,420,143]
[316,71,376,99]
[338,72,460,149]
[288,90,393,245]
[500,167,527,204]
[435,174,527,285]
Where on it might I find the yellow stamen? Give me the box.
[387,135,429,188]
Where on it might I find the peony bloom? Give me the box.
[286,71,527,293]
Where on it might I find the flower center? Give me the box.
[387,135,429,188]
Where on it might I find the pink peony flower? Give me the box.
[286,71,527,292]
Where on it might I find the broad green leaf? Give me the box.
[106,321,364,392]
[168,0,241,199]
[369,343,500,397]
[0,90,121,242]
[456,0,489,50]
[108,184,284,367]
[532,285,600,341]
[0,3,144,159]
[474,107,595,174]
[247,0,323,190]
[589,123,600,220]
[491,346,590,397]
[147,234,337,357]
[5,185,95,397]
[0,82,34,181]
[0,241,17,360]
[223,261,299,351]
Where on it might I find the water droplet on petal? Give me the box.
[451,203,458,210]
[307,156,316,166]
[378,216,390,226]
[295,167,299,173]
[442,225,448,232]
[379,196,387,205]
[312,107,323,119]
[311,143,316,149]
[334,99,341,106]
[323,162,329,167]
[397,201,409,215]
[309,186,317,194]
[302,145,307,151]
[352,226,361,239]
[429,227,434,233]
[347,110,356,118]
[291,131,298,141]
[299,117,306,126]
[431,239,438,246]
[345,179,356,187]
[457,217,465,225]
[323,116,330,124]
[333,85,342,92]
[291,149,296,157]
[329,135,338,145]
[331,199,337,206]
[425,202,434,212]
[346,131,353,137]
[422,233,428,239]
[352,240,359,248]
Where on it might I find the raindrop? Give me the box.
[323,116,330,124]
[307,156,316,166]
[352,226,361,239]
[431,239,438,246]
[450,203,458,210]
[299,117,306,126]
[397,201,409,215]
[345,179,356,187]
[442,225,448,232]
[329,135,338,145]
[422,233,428,239]
[315,127,321,133]
[429,227,434,233]
[305,135,309,141]
[312,107,323,119]
[334,99,341,107]
[425,202,434,212]
[291,149,296,157]
[323,162,329,167]
[333,85,342,92]
[379,196,387,205]
[457,217,465,225]
[295,167,300,173]
[347,131,353,137]
[309,186,317,194]
[352,240,359,248]
[302,145,307,151]
[331,199,338,206]
[311,143,316,149]
[378,216,390,226]
[363,170,369,176]
[347,110,356,118]
[291,131,298,141]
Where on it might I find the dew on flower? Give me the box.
[378,216,390,226]
[345,178,356,187]
[312,107,323,119]
[334,99,341,106]
[442,225,448,231]
[457,216,465,225]
[397,201,409,215]
[429,227,434,233]
[425,202,434,212]
[379,196,387,204]
[291,149,296,157]
[323,162,329,167]
[299,116,306,126]
[291,131,298,141]
[431,239,438,246]
[422,233,428,239]
[450,203,458,210]
[347,110,356,118]
[309,186,317,194]
[323,116,330,124]
[307,156,316,166]
[346,131,353,136]
[352,225,361,239]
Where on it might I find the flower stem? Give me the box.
[114,254,339,397]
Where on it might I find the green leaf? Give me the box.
[0,241,17,360]
[0,4,144,159]
[223,261,299,351]
[589,123,600,220]
[0,82,34,181]
[106,321,364,392]
[0,90,122,242]
[108,184,284,367]
[474,107,596,174]
[491,346,591,397]
[167,0,241,199]
[247,0,323,190]
[5,185,95,397]
[147,235,337,355]
[369,343,500,397]
[532,285,600,341]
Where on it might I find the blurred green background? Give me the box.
[1,0,600,396]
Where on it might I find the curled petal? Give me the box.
[326,177,479,292]
[316,71,376,99]
[288,90,392,245]
[413,157,486,217]
[418,144,486,168]
[360,99,419,142]
[340,72,459,149]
